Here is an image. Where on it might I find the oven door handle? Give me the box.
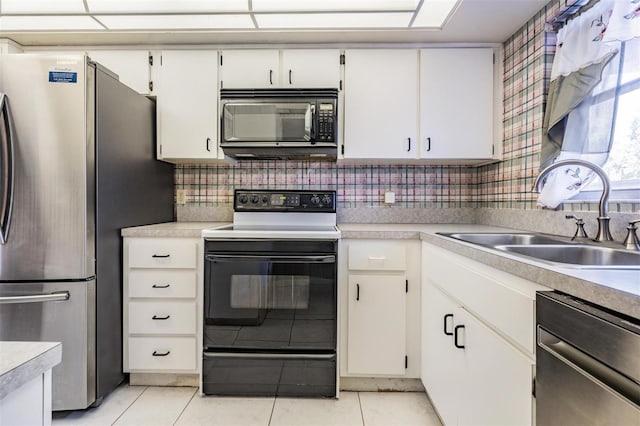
[203,352,336,361]
[206,254,335,264]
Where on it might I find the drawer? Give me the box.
[128,337,196,371]
[128,270,197,299]
[128,238,197,269]
[128,301,196,335]
[348,241,407,270]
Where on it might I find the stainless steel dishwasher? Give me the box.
[536,291,640,425]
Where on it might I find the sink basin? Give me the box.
[437,232,640,269]
[438,232,567,246]
[497,244,640,269]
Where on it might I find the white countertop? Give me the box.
[0,341,62,400]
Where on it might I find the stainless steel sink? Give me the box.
[436,232,640,269]
[438,232,567,246]
[497,244,640,269]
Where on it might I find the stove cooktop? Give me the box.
[202,189,340,240]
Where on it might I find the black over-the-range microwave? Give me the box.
[219,88,338,160]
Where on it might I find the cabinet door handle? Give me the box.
[426,137,431,152]
[289,69,292,85]
[454,325,465,349]
[443,314,454,336]
[407,137,411,152]
[206,137,211,152]
[152,350,170,357]
[152,314,171,320]
[269,69,273,85]
[356,284,360,301]
[152,254,170,258]
[152,284,170,289]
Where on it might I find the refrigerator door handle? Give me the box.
[0,291,70,305]
[0,93,15,245]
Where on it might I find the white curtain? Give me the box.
[538,0,639,208]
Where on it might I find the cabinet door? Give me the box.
[347,273,406,375]
[343,49,419,159]
[88,50,150,94]
[281,50,341,88]
[220,50,280,88]
[460,308,534,426]
[421,284,463,426]
[419,48,494,159]
[156,50,219,161]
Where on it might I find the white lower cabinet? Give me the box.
[340,239,421,378]
[123,237,202,375]
[347,273,406,375]
[422,241,549,426]
[424,284,533,426]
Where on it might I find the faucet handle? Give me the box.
[565,214,589,240]
[623,220,640,251]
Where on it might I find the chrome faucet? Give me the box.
[532,159,613,242]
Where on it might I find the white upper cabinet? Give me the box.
[220,49,280,89]
[281,49,341,88]
[88,50,151,94]
[220,49,340,89]
[156,50,220,162]
[419,48,495,160]
[343,49,419,159]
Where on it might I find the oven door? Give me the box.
[203,240,337,396]
[221,101,314,143]
[203,244,336,351]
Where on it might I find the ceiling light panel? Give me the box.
[255,12,414,28]
[0,16,104,30]
[0,0,86,13]
[86,0,249,13]
[252,0,419,12]
[96,14,255,30]
[412,0,460,28]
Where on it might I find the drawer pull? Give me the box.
[152,254,170,258]
[152,314,171,320]
[368,256,386,261]
[152,284,170,289]
[152,350,171,357]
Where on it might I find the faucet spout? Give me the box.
[532,159,613,242]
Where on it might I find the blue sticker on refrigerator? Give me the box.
[49,71,78,83]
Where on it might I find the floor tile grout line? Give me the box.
[172,387,199,426]
[267,396,277,425]
[357,392,365,426]
[111,384,149,426]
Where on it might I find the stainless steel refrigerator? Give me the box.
[0,54,174,410]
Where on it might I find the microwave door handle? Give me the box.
[305,104,315,142]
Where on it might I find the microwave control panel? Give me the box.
[235,190,335,212]
[316,101,335,142]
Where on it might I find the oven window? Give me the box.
[230,275,310,310]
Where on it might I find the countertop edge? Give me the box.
[0,342,62,400]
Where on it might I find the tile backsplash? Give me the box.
[175,162,477,209]
[174,0,638,216]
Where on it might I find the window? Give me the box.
[569,36,640,203]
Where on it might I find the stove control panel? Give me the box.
[234,189,336,212]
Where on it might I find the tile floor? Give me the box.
[52,384,443,426]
